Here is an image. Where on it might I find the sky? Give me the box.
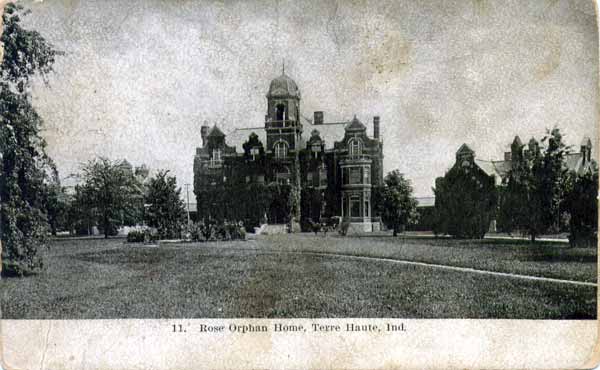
[20,0,599,198]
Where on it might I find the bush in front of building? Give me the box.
[188,220,247,242]
[126,230,145,243]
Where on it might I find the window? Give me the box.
[250,147,260,161]
[364,167,370,184]
[276,167,290,185]
[276,104,286,121]
[348,138,362,157]
[311,143,321,158]
[350,167,362,184]
[276,175,289,185]
[364,201,369,217]
[274,141,288,159]
[210,149,222,167]
[319,165,327,187]
[350,195,361,217]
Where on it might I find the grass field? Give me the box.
[0,235,596,319]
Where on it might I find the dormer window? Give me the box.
[250,147,260,161]
[274,141,288,159]
[348,138,362,157]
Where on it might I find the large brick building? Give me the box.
[193,70,384,232]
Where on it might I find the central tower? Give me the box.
[264,69,302,157]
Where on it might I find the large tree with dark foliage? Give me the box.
[499,129,571,241]
[377,170,418,236]
[538,128,570,234]
[497,138,546,241]
[564,165,598,247]
[79,158,143,238]
[144,170,186,239]
[0,3,61,275]
[434,159,497,239]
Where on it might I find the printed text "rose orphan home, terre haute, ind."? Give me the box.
[172,322,407,334]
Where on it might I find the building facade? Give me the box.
[193,71,384,232]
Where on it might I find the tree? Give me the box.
[538,128,570,234]
[497,138,546,241]
[434,162,497,239]
[0,3,61,276]
[378,170,418,236]
[43,167,69,236]
[144,170,186,239]
[499,129,571,241]
[79,157,143,238]
[564,165,598,247]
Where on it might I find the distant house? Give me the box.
[430,135,596,233]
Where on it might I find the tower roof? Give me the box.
[512,135,523,146]
[345,115,366,132]
[207,124,225,137]
[267,72,301,99]
[581,136,592,147]
[457,143,474,154]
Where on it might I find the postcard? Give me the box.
[0,0,598,369]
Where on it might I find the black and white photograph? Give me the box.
[0,0,598,368]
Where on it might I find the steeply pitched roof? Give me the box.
[456,143,474,154]
[226,127,267,152]
[300,116,347,149]
[512,135,523,146]
[581,136,592,147]
[207,125,226,137]
[345,115,367,132]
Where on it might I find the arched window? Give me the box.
[348,138,362,157]
[276,104,286,121]
[274,141,288,159]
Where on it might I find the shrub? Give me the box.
[127,230,145,243]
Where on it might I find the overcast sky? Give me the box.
[22,0,598,197]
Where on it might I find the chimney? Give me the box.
[201,123,209,147]
[373,116,380,140]
[504,152,512,161]
[314,111,324,125]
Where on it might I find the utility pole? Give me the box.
[184,183,191,225]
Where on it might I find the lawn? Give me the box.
[0,235,596,319]
[253,234,598,283]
